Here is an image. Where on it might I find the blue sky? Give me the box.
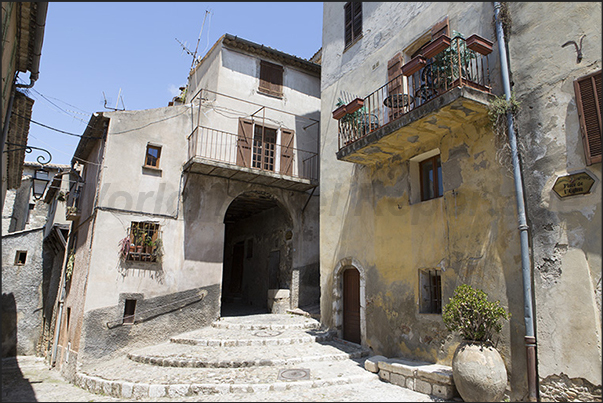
[21,2,324,166]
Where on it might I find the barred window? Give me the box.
[126,221,161,262]
[419,269,442,314]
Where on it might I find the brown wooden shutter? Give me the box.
[431,16,450,40]
[344,2,352,46]
[344,2,362,48]
[352,2,362,40]
[259,61,283,97]
[387,53,404,121]
[236,118,254,167]
[280,128,294,176]
[574,70,602,165]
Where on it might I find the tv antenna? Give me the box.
[176,9,211,70]
[102,89,125,111]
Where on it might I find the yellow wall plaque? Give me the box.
[552,172,595,198]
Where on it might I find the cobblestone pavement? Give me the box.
[2,356,444,402]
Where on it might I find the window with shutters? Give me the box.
[574,70,602,165]
[258,60,284,98]
[237,118,295,176]
[344,2,362,49]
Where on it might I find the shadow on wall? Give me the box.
[1,293,17,358]
[1,357,38,402]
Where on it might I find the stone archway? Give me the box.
[221,191,294,316]
[332,257,367,345]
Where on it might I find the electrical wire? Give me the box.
[12,112,105,139]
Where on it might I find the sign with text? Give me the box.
[552,172,595,198]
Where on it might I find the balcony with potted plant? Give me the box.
[336,32,495,166]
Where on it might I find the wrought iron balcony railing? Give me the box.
[187,125,319,181]
[338,35,492,149]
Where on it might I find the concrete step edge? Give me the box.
[74,371,378,399]
[126,349,370,368]
[170,331,336,346]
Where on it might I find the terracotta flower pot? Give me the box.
[466,34,493,55]
[345,98,365,114]
[332,104,347,120]
[452,341,507,402]
[401,55,427,76]
[422,35,451,59]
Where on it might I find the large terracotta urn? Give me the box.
[452,341,507,402]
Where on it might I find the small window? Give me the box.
[420,155,443,201]
[66,307,71,330]
[144,145,162,168]
[15,251,27,265]
[574,70,602,165]
[258,60,283,98]
[419,269,442,314]
[344,2,362,49]
[123,299,136,324]
[126,221,161,262]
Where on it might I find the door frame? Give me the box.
[333,257,366,346]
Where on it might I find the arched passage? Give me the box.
[221,191,293,316]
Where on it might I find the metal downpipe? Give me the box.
[493,3,538,401]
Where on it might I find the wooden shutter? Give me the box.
[344,2,362,48]
[280,128,294,176]
[259,60,283,97]
[387,53,404,121]
[431,16,450,40]
[236,118,253,167]
[574,70,602,165]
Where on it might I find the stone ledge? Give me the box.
[366,356,457,400]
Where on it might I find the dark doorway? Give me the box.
[229,242,245,295]
[220,191,292,317]
[343,268,361,344]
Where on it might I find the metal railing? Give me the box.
[338,36,491,149]
[188,125,319,181]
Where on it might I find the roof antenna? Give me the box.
[102,89,125,111]
[176,10,211,70]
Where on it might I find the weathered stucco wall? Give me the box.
[1,228,44,356]
[320,2,532,400]
[506,2,602,397]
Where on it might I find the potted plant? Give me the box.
[442,284,510,402]
[345,97,365,114]
[402,54,427,76]
[466,34,493,55]
[144,236,154,254]
[118,236,131,262]
[133,230,143,253]
[332,102,347,120]
[422,34,452,59]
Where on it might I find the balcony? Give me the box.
[336,35,495,165]
[184,125,319,192]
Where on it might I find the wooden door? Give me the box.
[343,268,361,344]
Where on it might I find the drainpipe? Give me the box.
[493,3,538,401]
[16,2,48,89]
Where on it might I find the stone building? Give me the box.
[2,2,48,210]
[319,2,600,401]
[50,34,321,379]
[2,161,70,358]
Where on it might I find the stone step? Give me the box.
[171,326,336,347]
[127,337,369,368]
[211,313,321,330]
[76,355,379,400]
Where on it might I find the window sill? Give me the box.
[343,34,363,54]
[257,89,283,100]
[142,165,162,177]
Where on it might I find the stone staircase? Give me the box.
[73,313,379,399]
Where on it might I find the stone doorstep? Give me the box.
[365,356,457,400]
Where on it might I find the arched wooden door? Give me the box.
[343,268,361,344]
